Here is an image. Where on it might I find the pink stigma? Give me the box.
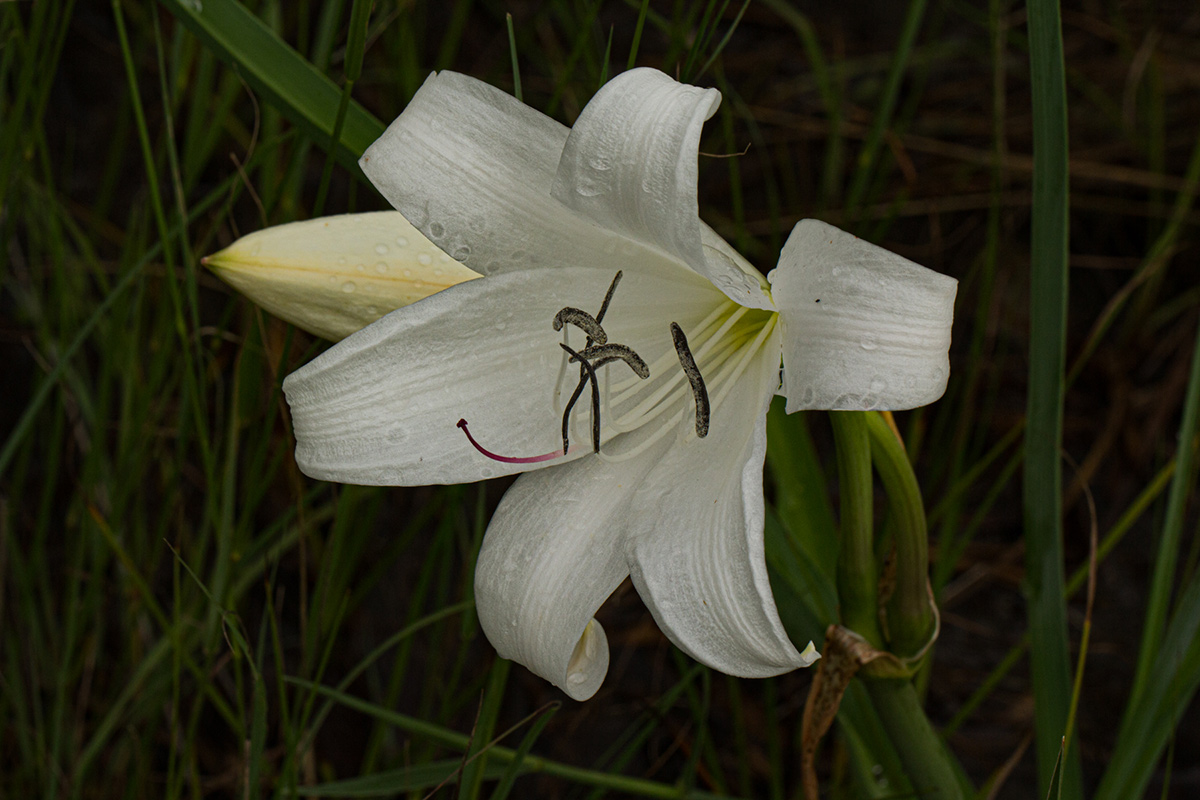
[457,419,568,464]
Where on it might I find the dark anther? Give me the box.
[553,307,607,344]
[670,322,709,438]
[570,343,650,379]
[560,343,601,454]
[555,271,647,455]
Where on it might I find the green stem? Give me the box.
[864,679,966,800]
[865,413,933,656]
[830,411,884,647]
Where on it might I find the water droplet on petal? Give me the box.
[452,245,471,261]
[375,262,388,274]
[396,235,408,247]
[418,253,432,266]
[428,222,445,239]
[355,263,366,273]
[374,243,388,255]
[341,281,357,293]
[860,333,879,351]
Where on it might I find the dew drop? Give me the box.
[341,281,356,293]
[375,262,388,274]
[870,378,887,393]
[860,333,879,351]
[438,252,451,263]
[374,243,388,255]
[328,275,338,284]
[337,256,347,265]
[433,266,444,277]
[418,253,433,266]
[402,268,413,277]
[589,154,611,171]
[355,263,366,272]
[574,177,604,197]
[396,235,409,247]
[452,245,471,261]
[428,221,445,239]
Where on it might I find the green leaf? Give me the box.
[295,759,512,796]
[158,0,385,168]
[1022,0,1083,793]
[1095,319,1200,800]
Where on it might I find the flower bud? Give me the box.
[204,211,478,341]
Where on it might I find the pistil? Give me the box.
[457,418,571,464]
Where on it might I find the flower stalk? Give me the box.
[865,411,934,657]
[810,410,958,796]
[830,410,884,648]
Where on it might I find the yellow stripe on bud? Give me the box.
[204,211,479,341]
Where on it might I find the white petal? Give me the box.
[283,267,722,486]
[205,212,478,341]
[625,324,818,676]
[769,219,957,411]
[475,437,666,701]
[360,71,682,282]
[551,68,772,310]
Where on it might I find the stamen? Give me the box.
[596,270,623,323]
[457,419,568,464]
[670,322,710,438]
[560,343,602,454]
[553,307,607,344]
[571,344,650,379]
[560,373,590,454]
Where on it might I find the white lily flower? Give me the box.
[282,68,956,700]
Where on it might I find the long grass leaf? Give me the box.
[1023,0,1083,793]
[159,0,384,167]
[285,680,735,799]
[1095,314,1200,799]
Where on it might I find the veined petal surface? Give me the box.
[625,324,817,676]
[283,266,723,486]
[475,434,668,701]
[552,69,772,310]
[770,219,958,411]
[206,212,477,341]
[360,71,682,282]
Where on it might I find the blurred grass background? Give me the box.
[2,0,1199,797]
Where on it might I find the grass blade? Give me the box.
[1022,0,1083,794]
[158,0,384,167]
